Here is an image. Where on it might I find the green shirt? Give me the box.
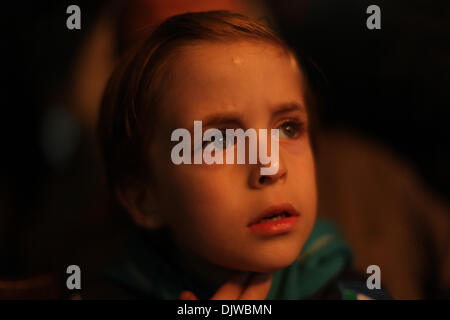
[104,218,354,300]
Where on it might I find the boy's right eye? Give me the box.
[202,129,235,150]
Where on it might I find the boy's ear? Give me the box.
[114,178,165,230]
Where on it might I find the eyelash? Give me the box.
[202,119,306,149]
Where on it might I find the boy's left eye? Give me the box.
[278,121,303,139]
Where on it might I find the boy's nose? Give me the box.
[248,156,287,189]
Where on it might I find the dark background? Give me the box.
[1,0,449,298]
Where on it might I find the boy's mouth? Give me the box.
[248,203,300,226]
[259,211,290,222]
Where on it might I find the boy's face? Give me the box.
[146,41,317,273]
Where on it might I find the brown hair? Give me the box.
[98,10,319,200]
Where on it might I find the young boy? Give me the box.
[87,11,389,300]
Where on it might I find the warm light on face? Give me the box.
[147,41,317,274]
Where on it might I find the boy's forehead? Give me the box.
[175,41,292,70]
[157,41,306,128]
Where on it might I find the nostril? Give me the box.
[259,176,268,184]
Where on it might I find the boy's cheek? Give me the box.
[280,139,314,158]
[172,163,238,190]
[290,160,318,218]
[163,169,233,208]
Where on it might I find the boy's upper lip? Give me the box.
[248,203,300,226]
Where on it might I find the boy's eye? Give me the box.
[202,129,235,150]
[278,120,304,139]
[201,121,304,150]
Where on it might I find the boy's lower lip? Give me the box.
[248,216,298,236]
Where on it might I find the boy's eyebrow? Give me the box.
[270,102,306,118]
[191,112,244,131]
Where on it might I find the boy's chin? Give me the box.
[237,247,303,273]
[254,256,299,273]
